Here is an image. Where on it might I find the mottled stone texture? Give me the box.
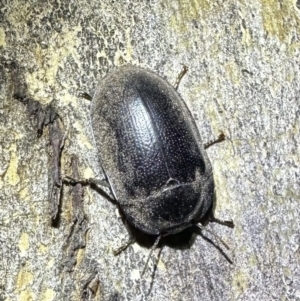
[0,1,299,300]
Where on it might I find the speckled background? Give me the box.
[0,1,299,300]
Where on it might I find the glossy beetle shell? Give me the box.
[91,65,214,236]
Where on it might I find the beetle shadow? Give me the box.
[141,223,233,296]
[126,223,197,251]
[120,194,234,264]
[86,182,233,264]
[123,207,232,265]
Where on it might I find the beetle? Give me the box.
[89,65,233,248]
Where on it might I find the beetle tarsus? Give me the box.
[204,132,226,149]
[210,216,235,228]
[174,65,188,90]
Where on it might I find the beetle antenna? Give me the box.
[197,224,230,250]
[142,235,161,276]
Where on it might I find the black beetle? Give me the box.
[90,65,231,242]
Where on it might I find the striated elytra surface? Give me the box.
[91,65,214,236]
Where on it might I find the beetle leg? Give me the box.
[63,176,110,188]
[173,65,188,90]
[141,235,162,276]
[209,215,235,228]
[204,132,226,149]
[63,175,116,206]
